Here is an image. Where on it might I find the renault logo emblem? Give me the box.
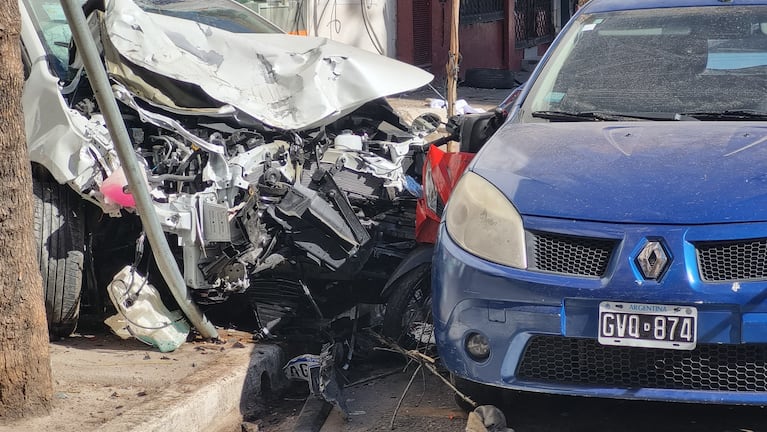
[636,241,669,280]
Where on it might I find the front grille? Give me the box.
[527,231,616,277]
[696,238,767,282]
[518,336,767,392]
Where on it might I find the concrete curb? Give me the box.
[95,343,287,432]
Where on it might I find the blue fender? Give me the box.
[381,245,434,299]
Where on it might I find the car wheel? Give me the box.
[451,374,502,412]
[33,181,84,337]
[382,263,433,350]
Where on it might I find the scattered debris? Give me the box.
[105,266,190,353]
[283,343,349,418]
[284,354,321,383]
[465,405,514,432]
[241,421,260,432]
[427,98,486,115]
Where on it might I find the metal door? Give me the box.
[413,0,432,67]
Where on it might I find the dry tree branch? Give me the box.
[367,329,478,428]
[390,363,423,429]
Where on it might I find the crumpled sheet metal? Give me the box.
[101,0,433,131]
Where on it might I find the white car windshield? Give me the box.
[131,0,282,34]
[23,0,280,79]
[522,6,767,121]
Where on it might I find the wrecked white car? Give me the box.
[21,0,433,340]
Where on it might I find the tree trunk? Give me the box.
[446,0,460,152]
[0,0,53,420]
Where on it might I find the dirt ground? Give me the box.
[319,366,469,432]
[259,365,767,432]
[0,329,256,432]
[257,359,469,432]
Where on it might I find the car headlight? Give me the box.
[444,171,527,269]
[424,160,444,215]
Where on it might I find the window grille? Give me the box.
[460,0,504,25]
[515,0,554,48]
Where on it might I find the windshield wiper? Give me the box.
[679,110,767,121]
[532,111,693,122]
[532,111,618,121]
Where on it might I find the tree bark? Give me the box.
[0,0,53,420]
[446,0,460,152]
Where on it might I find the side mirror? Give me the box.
[457,109,507,153]
[410,112,442,136]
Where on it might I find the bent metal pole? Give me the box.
[60,0,219,340]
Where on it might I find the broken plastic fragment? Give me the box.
[106,266,190,352]
[101,167,136,207]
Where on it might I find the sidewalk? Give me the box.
[0,331,287,432]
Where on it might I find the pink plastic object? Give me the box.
[101,167,137,207]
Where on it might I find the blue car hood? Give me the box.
[472,122,767,224]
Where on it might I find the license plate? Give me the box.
[598,302,697,350]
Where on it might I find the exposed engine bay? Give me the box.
[22,0,434,339]
[88,96,425,338]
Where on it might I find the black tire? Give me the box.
[33,182,84,337]
[463,68,519,89]
[382,263,433,350]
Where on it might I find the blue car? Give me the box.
[433,0,767,405]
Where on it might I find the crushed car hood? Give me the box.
[473,122,767,224]
[98,0,433,130]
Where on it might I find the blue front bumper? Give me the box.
[433,217,767,405]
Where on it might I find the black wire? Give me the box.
[328,0,341,34]
[292,0,306,34]
[359,0,385,54]
[315,0,332,35]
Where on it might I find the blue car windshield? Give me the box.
[521,6,767,120]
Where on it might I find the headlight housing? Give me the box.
[445,171,527,269]
[424,159,444,215]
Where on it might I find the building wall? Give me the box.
[305,0,397,56]
[244,0,398,55]
[394,0,418,65]
[397,0,523,80]
[246,0,570,80]
[430,20,507,79]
